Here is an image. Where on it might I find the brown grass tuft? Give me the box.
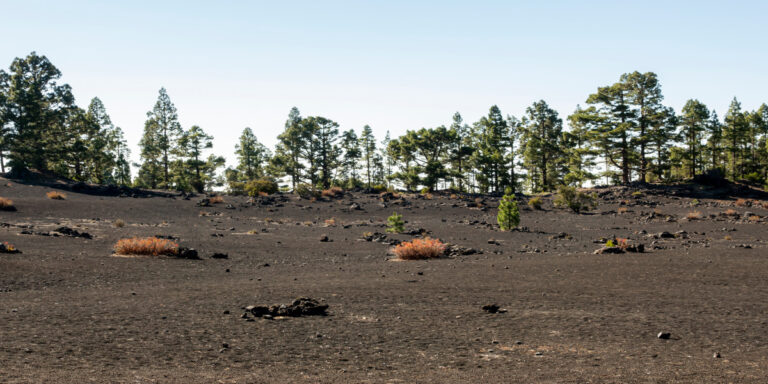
[735,198,750,207]
[321,186,344,198]
[393,237,447,260]
[724,235,733,241]
[761,201,768,210]
[324,218,337,227]
[0,197,14,211]
[46,191,66,200]
[617,207,629,214]
[209,195,224,204]
[114,237,179,256]
[723,209,739,216]
[686,211,702,220]
[748,215,761,222]
[113,219,126,228]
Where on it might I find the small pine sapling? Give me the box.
[386,212,405,233]
[497,187,520,231]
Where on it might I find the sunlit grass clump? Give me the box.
[393,237,446,260]
[46,191,67,200]
[114,237,179,257]
[0,197,15,211]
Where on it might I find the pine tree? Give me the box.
[234,127,270,181]
[624,71,664,182]
[340,129,360,187]
[705,111,723,172]
[138,88,182,188]
[1,52,75,174]
[564,106,598,186]
[474,105,509,193]
[585,80,636,184]
[0,70,9,173]
[679,99,710,179]
[360,125,377,187]
[497,187,520,231]
[447,112,474,191]
[520,100,565,192]
[723,98,748,179]
[176,125,213,192]
[275,107,304,190]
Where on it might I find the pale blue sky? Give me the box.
[2,1,766,167]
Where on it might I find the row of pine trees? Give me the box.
[1,53,767,194]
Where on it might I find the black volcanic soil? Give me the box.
[2,178,768,383]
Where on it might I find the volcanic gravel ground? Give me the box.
[2,178,768,383]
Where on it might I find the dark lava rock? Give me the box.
[210,253,228,259]
[0,242,21,254]
[482,304,506,314]
[0,205,17,212]
[225,204,236,210]
[55,226,93,239]
[446,245,479,257]
[657,332,671,340]
[349,203,362,210]
[593,246,625,254]
[178,247,199,259]
[658,231,675,239]
[319,234,330,242]
[362,232,388,242]
[246,297,328,318]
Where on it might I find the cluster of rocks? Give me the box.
[360,232,398,245]
[240,297,328,320]
[482,304,507,314]
[445,244,480,257]
[0,242,20,254]
[20,226,92,239]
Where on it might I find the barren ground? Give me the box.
[2,177,768,383]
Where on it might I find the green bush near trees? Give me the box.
[497,188,520,231]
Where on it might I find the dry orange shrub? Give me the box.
[617,207,628,214]
[46,191,66,200]
[723,209,739,216]
[114,237,179,256]
[393,238,447,260]
[209,196,225,204]
[0,197,13,210]
[735,198,750,207]
[321,187,344,198]
[686,211,702,220]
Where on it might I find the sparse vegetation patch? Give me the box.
[393,238,447,260]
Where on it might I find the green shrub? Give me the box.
[386,212,405,233]
[420,187,430,195]
[245,178,278,196]
[745,172,764,184]
[527,196,542,210]
[553,185,597,213]
[371,184,387,193]
[497,188,520,231]
[295,183,319,199]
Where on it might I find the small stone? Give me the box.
[657,332,671,340]
[221,343,229,349]
[319,235,330,242]
[713,352,721,358]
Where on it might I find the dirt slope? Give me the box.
[2,178,768,383]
